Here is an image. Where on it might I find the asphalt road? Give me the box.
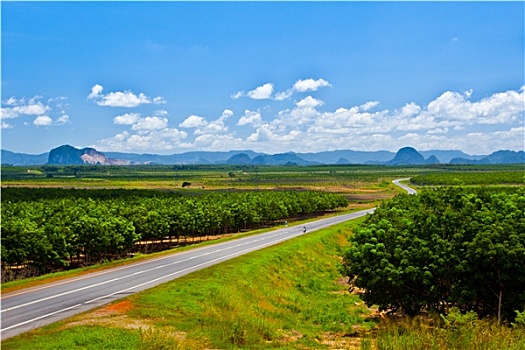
[1,179,415,340]
[392,178,417,195]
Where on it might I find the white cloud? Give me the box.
[296,96,324,108]
[88,84,104,99]
[56,114,70,124]
[232,83,274,100]
[194,109,233,135]
[360,101,380,111]
[292,78,331,92]
[33,115,53,126]
[19,102,49,115]
[1,108,18,119]
[4,97,19,106]
[180,115,208,128]
[247,83,274,100]
[237,110,262,126]
[114,113,141,125]
[193,133,243,149]
[88,84,165,107]
[131,116,169,131]
[1,95,71,129]
[274,78,332,101]
[233,78,332,102]
[96,82,524,154]
[153,96,167,105]
[2,122,13,129]
[395,102,421,118]
[96,127,188,153]
[231,91,244,99]
[274,90,294,101]
[1,97,50,119]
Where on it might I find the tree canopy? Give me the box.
[340,187,525,322]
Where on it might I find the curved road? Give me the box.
[1,179,415,340]
[393,178,417,195]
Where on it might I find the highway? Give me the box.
[1,179,415,340]
[392,178,417,195]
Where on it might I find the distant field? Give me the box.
[4,163,522,189]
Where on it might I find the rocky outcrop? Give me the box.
[47,145,130,165]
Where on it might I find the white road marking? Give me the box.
[1,303,82,332]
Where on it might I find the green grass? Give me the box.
[362,311,525,350]
[2,219,375,349]
[1,326,140,350]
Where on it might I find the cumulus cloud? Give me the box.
[131,116,169,131]
[1,95,71,129]
[33,115,53,126]
[275,78,332,101]
[1,96,50,119]
[233,78,331,101]
[88,84,166,107]
[296,96,324,108]
[360,101,380,111]
[232,83,274,100]
[120,85,522,154]
[114,113,141,125]
[56,114,70,125]
[180,115,208,128]
[96,126,188,153]
[238,86,524,154]
[237,110,262,126]
[293,78,331,92]
[247,84,274,99]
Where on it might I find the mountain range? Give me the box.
[1,145,524,166]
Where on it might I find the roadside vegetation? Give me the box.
[1,220,376,349]
[2,163,524,349]
[341,186,525,323]
[1,188,347,282]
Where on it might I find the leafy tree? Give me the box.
[340,187,525,322]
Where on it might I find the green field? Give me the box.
[2,164,524,349]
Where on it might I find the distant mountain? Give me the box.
[104,150,261,165]
[1,150,48,166]
[386,147,437,165]
[48,145,130,165]
[226,153,253,165]
[1,145,523,166]
[297,149,394,164]
[425,155,440,164]
[419,150,482,163]
[253,152,318,166]
[450,150,525,165]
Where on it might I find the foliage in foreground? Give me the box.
[1,221,373,349]
[362,308,525,350]
[341,186,525,322]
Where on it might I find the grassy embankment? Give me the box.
[2,219,377,349]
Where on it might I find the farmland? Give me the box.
[1,163,524,349]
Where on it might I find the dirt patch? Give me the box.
[63,300,151,331]
[318,331,365,350]
[102,300,133,313]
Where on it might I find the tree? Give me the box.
[340,187,525,321]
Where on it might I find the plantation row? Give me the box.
[411,170,524,185]
[341,186,525,322]
[1,190,348,279]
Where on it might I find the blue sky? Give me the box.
[2,1,524,155]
